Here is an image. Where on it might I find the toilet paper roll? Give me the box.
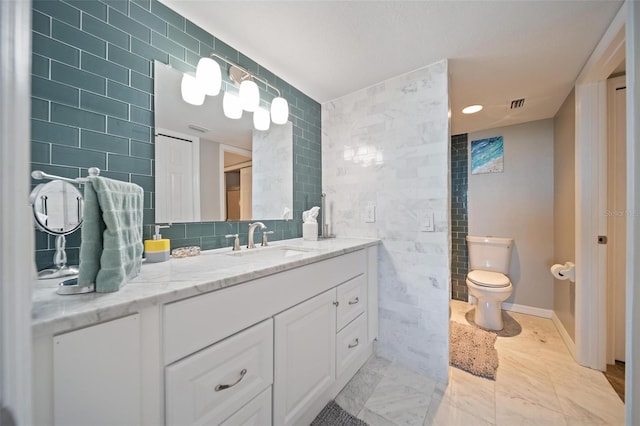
[550,264,568,280]
[550,261,575,282]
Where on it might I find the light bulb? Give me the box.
[195,57,221,96]
[462,104,483,114]
[181,73,205,106]
[270,97,289,124]
[223,91,243,119]
[253,107,270,131]
[239,80,260,112]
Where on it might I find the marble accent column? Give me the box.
[322,60,450,382]
[252,122,294,219]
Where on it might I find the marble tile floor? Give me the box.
[335,300,625,425]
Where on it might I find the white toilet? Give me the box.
[465,236,514,331]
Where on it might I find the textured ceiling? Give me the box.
[162,0,623,134]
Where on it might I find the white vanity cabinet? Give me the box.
[33,241,379,426]
[52,314,142,426]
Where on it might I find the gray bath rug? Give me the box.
[464,308,522,337]
[311,400,369,426]
[449,321,499,380]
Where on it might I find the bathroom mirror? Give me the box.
[30,180,83,279]
[154,61,293,223]
[30,180,83,235]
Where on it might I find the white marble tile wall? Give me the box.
[322,60,450,382]
[252,121,293,219]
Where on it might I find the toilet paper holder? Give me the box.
[550,261,575,282]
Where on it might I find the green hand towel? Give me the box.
[77,176,144,293]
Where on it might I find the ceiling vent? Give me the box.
[510,98,525,109]
[188,124,209,133]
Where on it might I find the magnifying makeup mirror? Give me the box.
[30,180,83,279]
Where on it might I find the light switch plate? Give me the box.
[364,203,376,223]
[421,212,435,232]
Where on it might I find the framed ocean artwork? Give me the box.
[471,136,504,174]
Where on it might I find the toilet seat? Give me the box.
[467,270,510,288]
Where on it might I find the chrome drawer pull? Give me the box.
[348,338,359,349]
[215,368,247,391]
[333,301,339,307]
[348,297,360,305]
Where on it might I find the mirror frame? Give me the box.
[29,180,83,236]
[153,61,294,223]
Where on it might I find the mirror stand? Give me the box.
[30,179,84,284]
[37,234,79,279]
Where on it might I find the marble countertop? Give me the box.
[32,237,380,337]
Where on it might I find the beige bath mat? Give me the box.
[449,321,499,380]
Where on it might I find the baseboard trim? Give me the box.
[502,302,552,319]
[551,311,577,360]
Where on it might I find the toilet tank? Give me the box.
[466,236,513,274]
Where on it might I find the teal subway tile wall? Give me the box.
[451,133,469,301]
[32,0,322,269]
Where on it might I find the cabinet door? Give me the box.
[274,289,336,426]
[53,314,141,426]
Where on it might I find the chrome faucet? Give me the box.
[247,222,266,249]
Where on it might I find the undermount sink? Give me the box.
[225,245,318,259]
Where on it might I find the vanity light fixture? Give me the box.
[253,107,271,131]
[181,72,205,106]
[195,57,222,96]
[181,52,290,129]
[462,104,483,114]
[271,96,289,125]
[239,80,260,112]
[223,91,243,119]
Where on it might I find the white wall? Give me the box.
[553,90,576,339]
[468,119,554,310]
[322,60,450,381]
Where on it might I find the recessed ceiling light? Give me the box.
[462,104,483,114]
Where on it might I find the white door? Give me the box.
[273,289,336,426]
[607,75,626,363]
[53,315,142,426]
[155,131,201,223]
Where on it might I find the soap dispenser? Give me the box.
[144,225,170,263]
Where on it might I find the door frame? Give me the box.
[574,4,625,371]
[625,1,639,424]
[605,75,627,365]
[0,0,34,423]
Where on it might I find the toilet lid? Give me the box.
[468,270,510,288]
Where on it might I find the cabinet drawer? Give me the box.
[336,313,367,378]
[165,319,273,426]
[336,274,367,331]
[221,386,272,426]
[164,249,366,364]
